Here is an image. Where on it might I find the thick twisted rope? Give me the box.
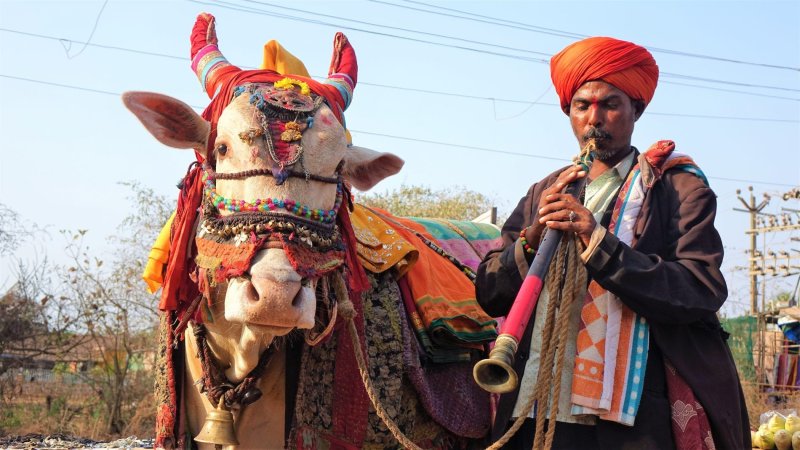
[487,233,586,450]
[530,239,567,450]
[537,235,586,450]
[332,273,425,450]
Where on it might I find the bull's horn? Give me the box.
[190,13,241,98]
[323,32,357,112]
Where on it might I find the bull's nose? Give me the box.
[225,248,315,328]
[249,273,302,305]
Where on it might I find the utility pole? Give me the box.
[735,186,800,387]
[735,186,770,315]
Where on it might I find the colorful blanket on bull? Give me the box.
[352,206,500,363]
[407,217,504,272]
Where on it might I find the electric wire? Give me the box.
[5,74,794,188]
[356,81,800,123]
[63,0,109,59]
[2,24,798,102]
[237,0,553,58]
[373,0,584,39]
[0,28,186,61]
[662,80,798,101]
[381,0,800,72]
[2,27,799,113]
[207,0,800,93]
[190,0,549,63]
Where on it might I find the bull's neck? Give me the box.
[187,322,279,383]
[184,324,287,449]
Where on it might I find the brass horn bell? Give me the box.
[195,398,239,447]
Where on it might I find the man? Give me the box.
[476,37,749,450]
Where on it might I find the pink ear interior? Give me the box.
[122,91,209,154]
[343,147,404,191]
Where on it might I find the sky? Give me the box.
[0,0,798,317]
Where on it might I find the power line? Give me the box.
[0,73,122,96]
[660,73,800,94]
[350,130,798,188]
[2,26,799,112]
[351,129,569,162]
[0,28,186,61]
[190,0,548,63]
[1,73,794,188]
[2,25,798,103]
[376,0,584,39]
[237,0,552,57]
[210,0,800,93]
[63,0,109,59]
[660,72,800,93]
[643,111,798,124]
[381,0,800,73]
[356,81,800,123]
[2,27,799,119]
[663,80,799,102]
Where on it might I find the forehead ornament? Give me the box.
[233,80,324,185]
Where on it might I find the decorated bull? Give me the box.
[124,13,502,450]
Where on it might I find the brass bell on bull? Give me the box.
[195,398,239,447]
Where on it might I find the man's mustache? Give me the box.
[584,128,612,140]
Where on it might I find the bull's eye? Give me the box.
[216,144,228,156]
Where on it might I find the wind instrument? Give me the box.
[473,142,594,394]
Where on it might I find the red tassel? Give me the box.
[160,164,203,312]
[336,187,370,296]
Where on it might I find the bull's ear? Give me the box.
[342,145,404,191]
[122,91,209,158]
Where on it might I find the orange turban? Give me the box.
[550,36,659,114]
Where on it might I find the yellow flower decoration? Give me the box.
[280,121,303,142]
[274,77,311,96]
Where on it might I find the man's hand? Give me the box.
[527,165,595,247]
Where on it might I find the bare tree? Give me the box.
[54,182,172,434]
[0,203,29,256]
[0,205,86,409]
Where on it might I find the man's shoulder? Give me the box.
[639,140,710,189]
[657,168,716,206]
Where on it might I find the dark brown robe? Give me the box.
[476,159,750,450]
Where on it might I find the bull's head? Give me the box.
[123,13,402,382]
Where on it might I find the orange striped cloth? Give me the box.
[571,141,706,425]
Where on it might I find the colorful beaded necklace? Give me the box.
[202,171,343,224]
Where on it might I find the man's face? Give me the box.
[568,80,642,161]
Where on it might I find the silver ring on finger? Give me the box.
[568,211,577,222]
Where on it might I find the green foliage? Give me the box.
[720,315,757,382]
[762,290,793,313]
[52,362,69,375]
[1,406,23,429]
[47,396,66,417]
[356,184,496,221]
